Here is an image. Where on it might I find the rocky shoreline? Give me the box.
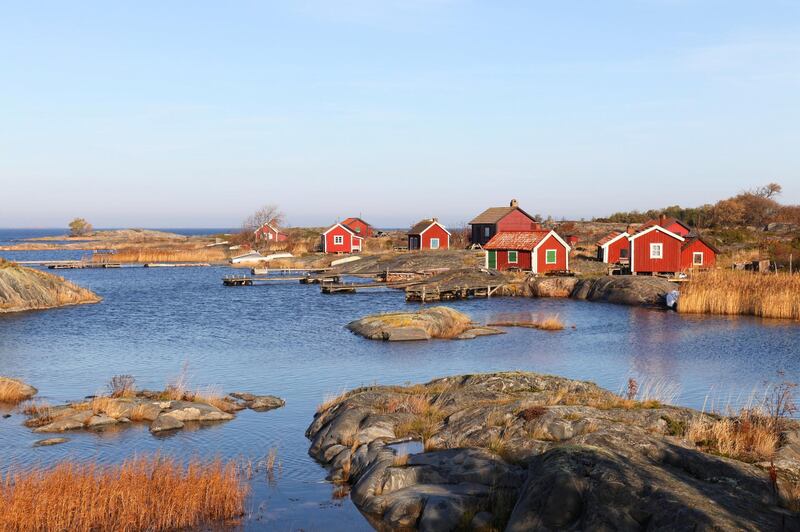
[528,275,678,307]
[0,261,101,313]
[347,307,504,341]
[307,372,800,530]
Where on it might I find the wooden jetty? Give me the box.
[251,267,331,275]
[320,280,418,294]
[223,275,312,286]
[145,263,211,268]
[48,262,121,269]
[405,283,505,303]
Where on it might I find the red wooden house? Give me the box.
[629,225,685,275]
[596,230,630,264]
[640,215,691,237]
[342,217,373,238]
[680,236,718,270]
[408,219,450,250]
[469,199,541,246]
[484,230,571,273]
[321,223,364,254]
[254,221,288,243]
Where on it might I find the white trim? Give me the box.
[322,223,357,236]
[333,235,344,245]
[693,251,704,266]
[628,225,685,242]
[418,221,452,237]
[650,242,663,259]
[532,230,572,253]
[430,237,440,250]
[544,249,557,264]
[599,232,629,264]
[508,250,518,264]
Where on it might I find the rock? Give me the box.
[163,401,234,422]
[528,277,579,298]
[34,437,69,447]
[570,275,677,307]
[457,327,505,340]
[150,413,185,433]
[347,307,484,341]
[249,395,285,412]
[86,414,117,428]
[306,371,800,530]
[0,261,101,313]
[34,416,85,433]
[0,376,38,402]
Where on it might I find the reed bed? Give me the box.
[0,379,32,404]
[95,247,227,264]
[0,456,247,531]
[679,270,800,320]
[686,409,779,463]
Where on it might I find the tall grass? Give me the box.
[679,270,800,320]
[487,313,565,331]
[0,456,247,531]
[0,378,33,404]
[95,247,227,264]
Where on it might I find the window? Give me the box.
[545,249,557,264]
[333,235,344,245]
[484,227,491,238]
[693,252,704,265]
[619,248,629,259]
[650,243,663,259]
[430,238,440,249]
[508,250,518,263]
[268,233,273,240]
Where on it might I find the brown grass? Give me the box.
[0,379,32,404]
[95,247,227,264]
[128,404,151,422]
[781,479,800,512]
[488,313,565,331]
[317,390,349,414]
[679,270,800,320]
[686,410,779,462]
[392,453,410,467]
[0,456,247,531]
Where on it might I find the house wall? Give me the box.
[420,224,450,250]
[497,210,541,232]
[491,250,532,270]
[535,234,568,273]
[631,231,681,273]
[680,240,716,270]
[664,222,690,237]
[471,224,495,246]
[324,226,359,253]
[606,237,629,263]
[344,219,371,238]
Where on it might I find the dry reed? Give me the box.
[686,409,779,462]
[0,379,32,404]
[96,247,227,264]
[488,313,565,331]
[0,456,247,531]
[679,270,800,320]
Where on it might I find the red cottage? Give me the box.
[342,217,373,238]
[680,236,718,271]
[640,215,691,237]
[629,225,685,275]
[596,231,630,264]
[484,230,571,274]
[408,219,450,250]
[321,223,364,254]
[469,199,541,246]
[254,221,288,243]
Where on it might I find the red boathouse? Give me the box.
[680,236,718,271]
[342,217,373,238]
[484,230,570,274]
[629,225,685,275]
[596,230,630,264]
[408,219,450,250]
[321,223,364,254]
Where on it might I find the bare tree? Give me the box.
[68,217,93,236]
[755,183,782,199]
[242,204,284,232]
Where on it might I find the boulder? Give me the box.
[0,376,38,402]
[0,262,101,313]
[347,307,498,341]
[34,437,69,447]
[150,413,184,433]
[570,275,677,307]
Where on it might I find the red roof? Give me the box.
[639,217,691,233]
[596,230,625,247]
[484,231,551,250]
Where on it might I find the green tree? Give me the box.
[68,218,93,236]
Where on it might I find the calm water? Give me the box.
[1,243,799,530]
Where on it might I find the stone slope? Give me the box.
[0,261,101,313]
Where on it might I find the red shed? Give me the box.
[408,219,450,250]
[254,222,288,243]
[596,231,630,264]
[321,223,364,254]
[484,230,570,274]
[629,225,685,275]
[342,217,373,238]
[640,215,691,237]
[469,199,541,246]
[680,236,718,271]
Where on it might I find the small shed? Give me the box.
[408,219,450,251]
[629,225,685,275]
[321,223,364,254]
[484,230,571,273]
[342,217,373,238]
[680,236,718,270]
[596,231,630,264]
[254,222,287,243]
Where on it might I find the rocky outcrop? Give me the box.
[0,376,38,403]
[528,275,677,307]
[0,261,101,313]
[347,307,503,341]
[307,372,799,531]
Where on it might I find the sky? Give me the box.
[1,1,799,228]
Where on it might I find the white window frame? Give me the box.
[508,250,518,264]
[430,238,440,249]
[333,235,344,245]
[650,243,663,259]
[545,249,557,264]
[484,227,490,238]
[693,252,703,265]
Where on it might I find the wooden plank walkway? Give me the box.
[405,283,505,303]
[223,273,342,286]
[48,262,121,269]
[320,280,419,294]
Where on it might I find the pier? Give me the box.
[405,283,505,303]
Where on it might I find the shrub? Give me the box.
[107,375,136,398]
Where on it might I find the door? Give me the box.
[487,250,496,269]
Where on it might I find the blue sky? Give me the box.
[1,1,798,228]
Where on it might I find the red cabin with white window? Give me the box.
[341,217,373,238]
[408,219,450,251]
[254,222,288,243]
[469,199,541,246]
[680,236,718,271]
[321,223,364,254]
[484,230,570,274]
[596,231,630,264]
[629,225,684,275]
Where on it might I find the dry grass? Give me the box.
[545,385,664,411]
[0,378,32,404]
[192,388,238,414]
[0,456,247,531]
[392,453,410,467]
[317,390,349,414]
[781,479,800,512]
[95,247,227,264]
[488,313,565,331]
[686,410,779,462]
[21,400,54,427]
[128,403,151,422]
[679,270,800,320]
[108,375,136,398]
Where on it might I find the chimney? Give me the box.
[510,199,518,208]
[625,224,633,235]
[659,214,667,226]
[432,217,438,222]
